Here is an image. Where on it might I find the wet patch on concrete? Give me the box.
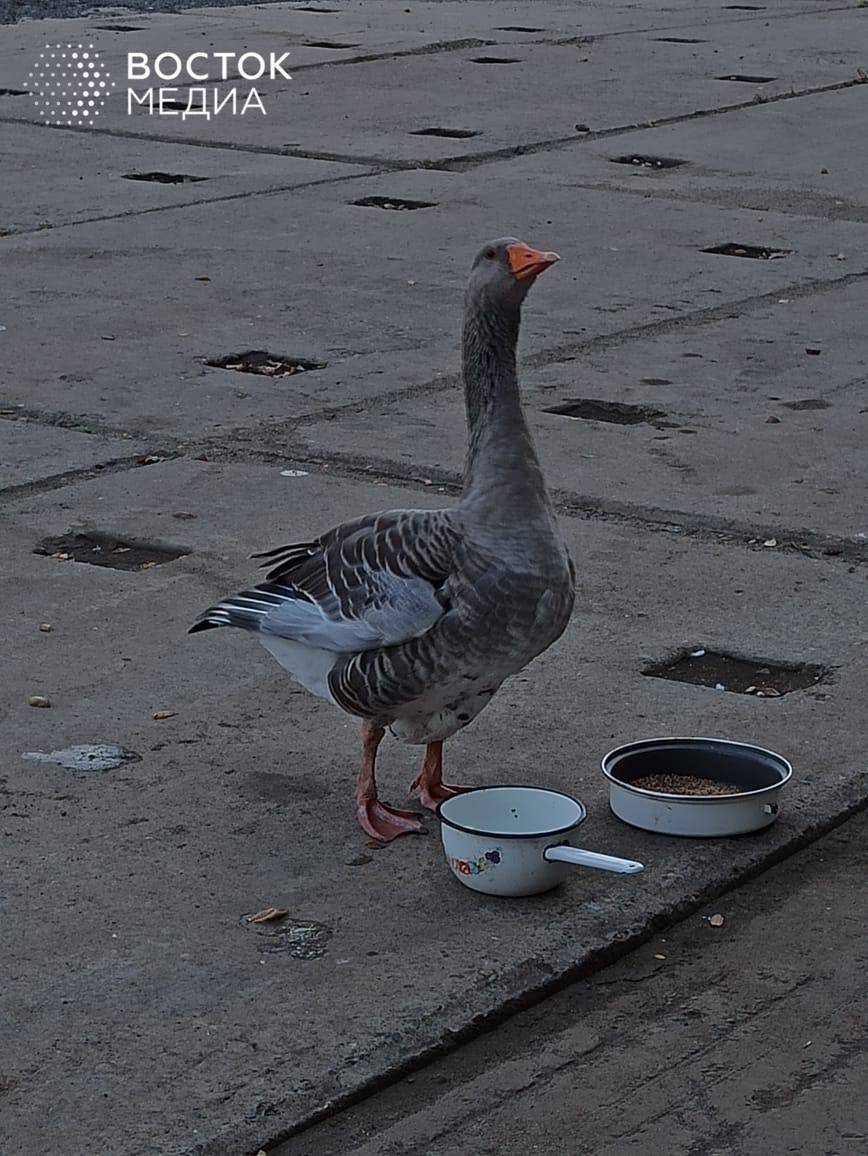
[33,532,189,571]
[703,242,791,259]
[716,73,776,83]
[22,744,141,771]
[782,398,830,410]
[123,172,208,184]
[611,154,687,169]
[351,195,437,210]
[643,650,828,696]
[544,398,665,425]
[241,913,333,959]
[206,350,327,377]
[411,127,479,139]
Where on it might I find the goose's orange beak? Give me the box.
[506,242,560,281]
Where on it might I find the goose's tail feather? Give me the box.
[188,582,310,635]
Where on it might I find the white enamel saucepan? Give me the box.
[437,786,644,897]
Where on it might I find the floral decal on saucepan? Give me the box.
[450,848,502,876]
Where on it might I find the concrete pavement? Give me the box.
[278,809,868,1156]
[1,2,866,1154]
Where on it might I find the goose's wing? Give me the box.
[189,509,458,653]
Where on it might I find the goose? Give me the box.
[190,238,575,842]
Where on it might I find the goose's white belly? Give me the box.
[389,684,500,744]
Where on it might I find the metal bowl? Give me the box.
[601,737,792,837]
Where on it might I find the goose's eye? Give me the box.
[484,247,496,260]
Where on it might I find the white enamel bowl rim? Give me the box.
[601,736,793,802]
[436,785,587,839]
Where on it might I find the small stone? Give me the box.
[39,623,52,633]
[766,415,781,423]
[28,695,51,708]
[763,538,778,547]
[709,913,725,927]
[152,709,177,720]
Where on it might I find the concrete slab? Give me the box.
[0,121,368,231]
[293,278,868,540]
[3,6,860,160]
[567,86,868,220]
[0,416,143,488]
[0,0,837,30]
[1,461,866,1156]
[2,170,866,440]
[0,0,836,84]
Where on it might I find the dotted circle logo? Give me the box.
[28,44,115,127]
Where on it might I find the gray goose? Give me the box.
[190,238,575,841]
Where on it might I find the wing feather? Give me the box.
[189,509,458,654]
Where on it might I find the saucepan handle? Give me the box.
[544,845,644,874]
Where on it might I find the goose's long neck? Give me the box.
[461,292,549,521]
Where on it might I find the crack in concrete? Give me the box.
[549,177,868,225]
[1,74,864,200]
[432,75,868,172]
[215,445,868,566]
[0,452,179,504]
[0,167,377,238]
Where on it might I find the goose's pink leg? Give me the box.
[356,723,424,842]
[411,741,473,811]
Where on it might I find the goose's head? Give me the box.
[468,237,560,308]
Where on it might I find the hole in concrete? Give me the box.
[156,101,189,111]
[655,37,707,43]
[703,242,791,260]
[206,350,327,377]
[611,154,687,169]
[644,649,825,696]
[94,24,146,31]
[304,39,358,48]
[640,377,673,386]
[782,398,830,411]
[724,5,765,9]
[123,172,209,184]
[0,87,29,96]
[716,73,776,83]
[33,532,189,571]
[294,5,341,10]
[351,195,437,211]
[496,25,546,32]
[544,399,665,425]
[240,914,332,959]
[410,127,479,139]
[470,56,521,64]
